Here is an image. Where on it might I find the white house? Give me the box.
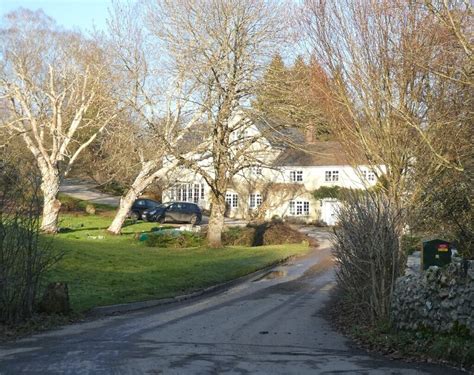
[162,116,384,225]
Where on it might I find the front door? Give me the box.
[321,199,340,226]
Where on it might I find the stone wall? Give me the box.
[391,259,474,335]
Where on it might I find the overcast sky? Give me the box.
[1,0,115,31]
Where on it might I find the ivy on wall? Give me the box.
[312,186,364,201]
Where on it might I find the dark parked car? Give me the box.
[144,202,202,225]
[129,199,161,220]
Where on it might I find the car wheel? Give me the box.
[130,211,140,221]
[190,214,198,225]
[158,216,165,224]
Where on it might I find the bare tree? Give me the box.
[146,0,289,247]
[300,0,473,207]
[301,1,425,206]
[333,192,405,324]
[300,0,474,293]
[424,0,473,64]
[0,9,117,233]
[104,1,207,235]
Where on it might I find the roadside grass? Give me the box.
[47,214,310,312]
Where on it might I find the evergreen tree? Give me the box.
[253,54,333,140]
[253,53,290,119]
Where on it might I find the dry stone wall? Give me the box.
[391,259,474,335]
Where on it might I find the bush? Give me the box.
[59,194,81,212]
[221,222,310,247]
[222,226,255,246]
[99,180,126,196]
[332,192,405,324]
[145,230,204,248]
[0,164,62,323]
[313,186,365,201]
[58,194,114,214]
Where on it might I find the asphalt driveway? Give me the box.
[0,229,463,374]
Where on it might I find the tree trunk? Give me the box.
[207,193,226,248]
[40,171,61,233]
[107,163,158,235]
[107,189,142,235]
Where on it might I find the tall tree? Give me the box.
[0,9,117,233]
[252,53,291,119]
[411,0,474,256]
[104,1,206,235]
[253,54,333,140]
[301,0,461,204]
[146,0,289,247]
[301,0,472,249]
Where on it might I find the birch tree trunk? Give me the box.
[107,190,141,235]
[207,192,226,248]
[39,166,61,233]
[107,162,158,235]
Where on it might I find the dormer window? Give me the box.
[290,170,303,182]
[325,170,339,182]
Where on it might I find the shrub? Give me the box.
[332,192,405,325]
[222,226,254,246]
[0,164,62,323]
[257,222,309,246]
[58,194,114,214]
[221,222,310,247]
[59,194,81,212]
[99,180,126,196]
[145,230,204,248]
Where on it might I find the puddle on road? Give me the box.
[254,270,287,281]
[320,282,336,291]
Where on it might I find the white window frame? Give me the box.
[193,184,200,203]
[289,170,303,182]
[249,193,262,209]
[361,170,376,182]
[289,200,310,216]
[325,170,339,182]
[169,183,205,204]
[225,192,239,209]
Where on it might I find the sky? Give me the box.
[0,0,115,32]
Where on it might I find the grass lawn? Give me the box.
[47,213,310,312]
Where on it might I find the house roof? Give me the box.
[174,114,368,168]
[252,117,305,148]
[273,141,366,167]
